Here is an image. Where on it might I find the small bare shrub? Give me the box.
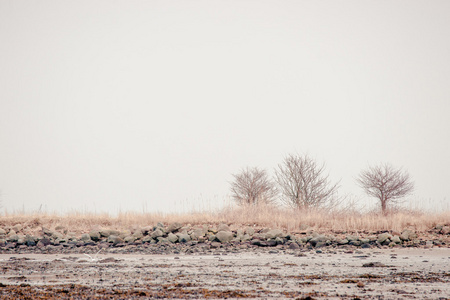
[274,154,340,209]
[230,167,277,205]
[357,163,414,215]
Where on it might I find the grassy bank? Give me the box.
[1,204,449,235]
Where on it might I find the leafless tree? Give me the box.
[230,167,277,205]
[274,154,340,209]
[357,163,414,214]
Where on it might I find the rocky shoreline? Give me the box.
[1,222,449,254]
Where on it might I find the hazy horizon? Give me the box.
[1,1,449,215]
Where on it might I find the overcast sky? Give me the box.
[1,1,449,214]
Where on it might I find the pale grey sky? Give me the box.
[1,1,449,214]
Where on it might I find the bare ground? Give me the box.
[0,248,449,299]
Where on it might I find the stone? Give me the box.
[309,235,328,247]
[288,242,300,250]
[40,237,52,246]
[107,235,124,244]
[440,226,450,235]
[12,224,23,232]
[0,228,6,236]
[25,235,37,247]
[7,234,19,243]
[124,235,136,243]
[151,229,164,239]
[400,229,417,241]
[141,226,152,235]
[132,231,144,240]
[216,231,233,243]
[191,228,205,239]
[210,241,221,248]
[52,231,64,240]
[168,222,183,233]
[274,237,284,245]
[178,233,191,243]
[377,233,392,244]
[346,235,359,242]
[360,238,370,244]
[391,235,401,244]
[89,230,101,241]
[119,230,132,239]
[99,229,112,237]
[265,229,284,240]
[167,233,178,243]
[157,237,168,243]
[55,225,66,233]
[251,240,268,247]
[80,233,91,242]
[141,236,152,243]
[245,227,255,236]
[349,240,361,246]
[217,223,230,232]
[241,234,252,242]
[338,239,349,245]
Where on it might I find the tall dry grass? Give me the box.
[0,204,449,234]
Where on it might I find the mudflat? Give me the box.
[0,248,448,299]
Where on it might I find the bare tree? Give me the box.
[357,163,414,214]
[230,167,277,205]
[274,154,340,209]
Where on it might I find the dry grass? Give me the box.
[0,204,449,235]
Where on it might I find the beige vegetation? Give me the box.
[0,204,449,235]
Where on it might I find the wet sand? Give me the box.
[0,248,449,299]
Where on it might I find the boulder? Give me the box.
[142,236,152,243]
[167,233,178,243]
[309,235,328,247]
[107,235,123,244]
[119,230,132,239]
[25,235,37,247]
[440,226,450,235]
[0,228,6,236]
[391,235,402,244]
[151,229,164,239]
[377,233,392,244]
[124,235,136,243]
[141,226,152,235]
[288,242,300,250]
[216,231,233,243]
[400,229,417,241]
[7,234,19,243]
[52,231,64,240]
[80,233,91,242]
[265,229,284,240]
[217,223,230,232]
[89,230,101,241]
[99,229,112,237]
[132,231,144,240]
[178,233,191,243]
[241,234,252,242]
[54,225,66,233]
[245,227,255,236]
[346,235,359,242]
[360,238,370,244]
[12,224,23,232]
[338,239,349,245]
[168,222,183,233]
[191,228,205,239]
